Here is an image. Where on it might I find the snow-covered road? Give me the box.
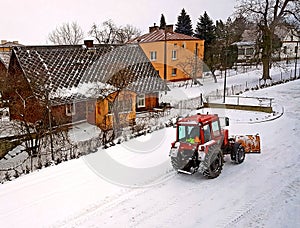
[1,80,300,227]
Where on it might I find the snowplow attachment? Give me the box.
[235,134,261,153]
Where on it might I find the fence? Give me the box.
[205,68,300,103]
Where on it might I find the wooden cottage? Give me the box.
[2,42,169,130]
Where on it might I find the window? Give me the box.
[245,48,254,56]
[238,48,245,56]
[150,51,157,61]
[171,68,177,76]
[66,103,75,116]
[137,94,145,108]
[178,125,200,143]
[172,50,177,60]
[212,121,221,137]
[203,125,211,143]
[182,42,186,48]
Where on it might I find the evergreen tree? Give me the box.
[175,8,193,36]
[160,14,166,29]
[194,11,216,45]
[195,11,218,82]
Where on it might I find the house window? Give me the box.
[182,42,186,48]
[245,48,254,56]
[174,43,177,47]
[66,103,75,116]
[150,51,157,61]
[137,94,145,108]
[172,50,177,60]
[238,48,245,56]
[172,68,177,76]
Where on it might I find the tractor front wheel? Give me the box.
[201,145,224,179]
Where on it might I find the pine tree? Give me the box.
[195,11,218,82]
[194,11,216,45]
[160,14,166,29]
[175,8,193,36]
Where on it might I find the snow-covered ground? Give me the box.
[0,65,300,227]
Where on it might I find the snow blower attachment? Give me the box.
[169,114,261,178]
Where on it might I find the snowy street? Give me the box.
[1,78,300,227]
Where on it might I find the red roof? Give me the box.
[129,29,200,43]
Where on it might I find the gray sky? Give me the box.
[1,0,236,45]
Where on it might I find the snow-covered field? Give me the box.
[0,66,300,227]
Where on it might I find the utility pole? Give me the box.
[163,26,167,83]
[294,41,298,79]
[223,50,229,103]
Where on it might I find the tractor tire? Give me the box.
[171,153,186,171]
[201,145,224,179]
[231,142,245,164]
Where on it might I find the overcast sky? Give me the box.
[1,0,236,45]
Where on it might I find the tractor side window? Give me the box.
[203,125,211,143]
[178,126,186,142]
[212,120,221,137]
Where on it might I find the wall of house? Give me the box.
[93,90,136,130]
[4,52,45,123]
[136,92,159,112]
[0,61,6,97]
[140,40,204,82]
[51,101,87,126]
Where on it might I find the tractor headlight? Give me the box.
[198,151,206,161]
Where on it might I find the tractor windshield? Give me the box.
[178,125,201,144]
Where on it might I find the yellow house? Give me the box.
[129,25,205,82]
[87,90,136,131]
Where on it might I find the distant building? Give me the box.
[128,24,205,82]
[276,28,300,61]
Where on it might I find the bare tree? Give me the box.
[48,22,84,45]
[235,0,300,82]
[89,20,141,44]
[176,56,203,87]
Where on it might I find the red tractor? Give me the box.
[169,113,260,178]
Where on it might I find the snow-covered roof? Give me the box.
[12,44,169,104]
[232,41,256,47]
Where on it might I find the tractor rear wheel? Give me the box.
[231,143,245,164]
[201,145,224,178]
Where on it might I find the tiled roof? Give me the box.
[0,52,11,68]
[12,44,168,104]
[128,29,200,43]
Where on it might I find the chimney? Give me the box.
[149,23,159,33]
[13,41,19,44]
[1,40,7,44]
[84,40,94,48]
[165,25,173,33]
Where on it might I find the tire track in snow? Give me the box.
[54,169,177,227]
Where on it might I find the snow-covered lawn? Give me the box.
[0,65,300,227]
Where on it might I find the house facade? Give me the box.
[2,42,168,130]
[278,29,300,62]
[128,25,205,82]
